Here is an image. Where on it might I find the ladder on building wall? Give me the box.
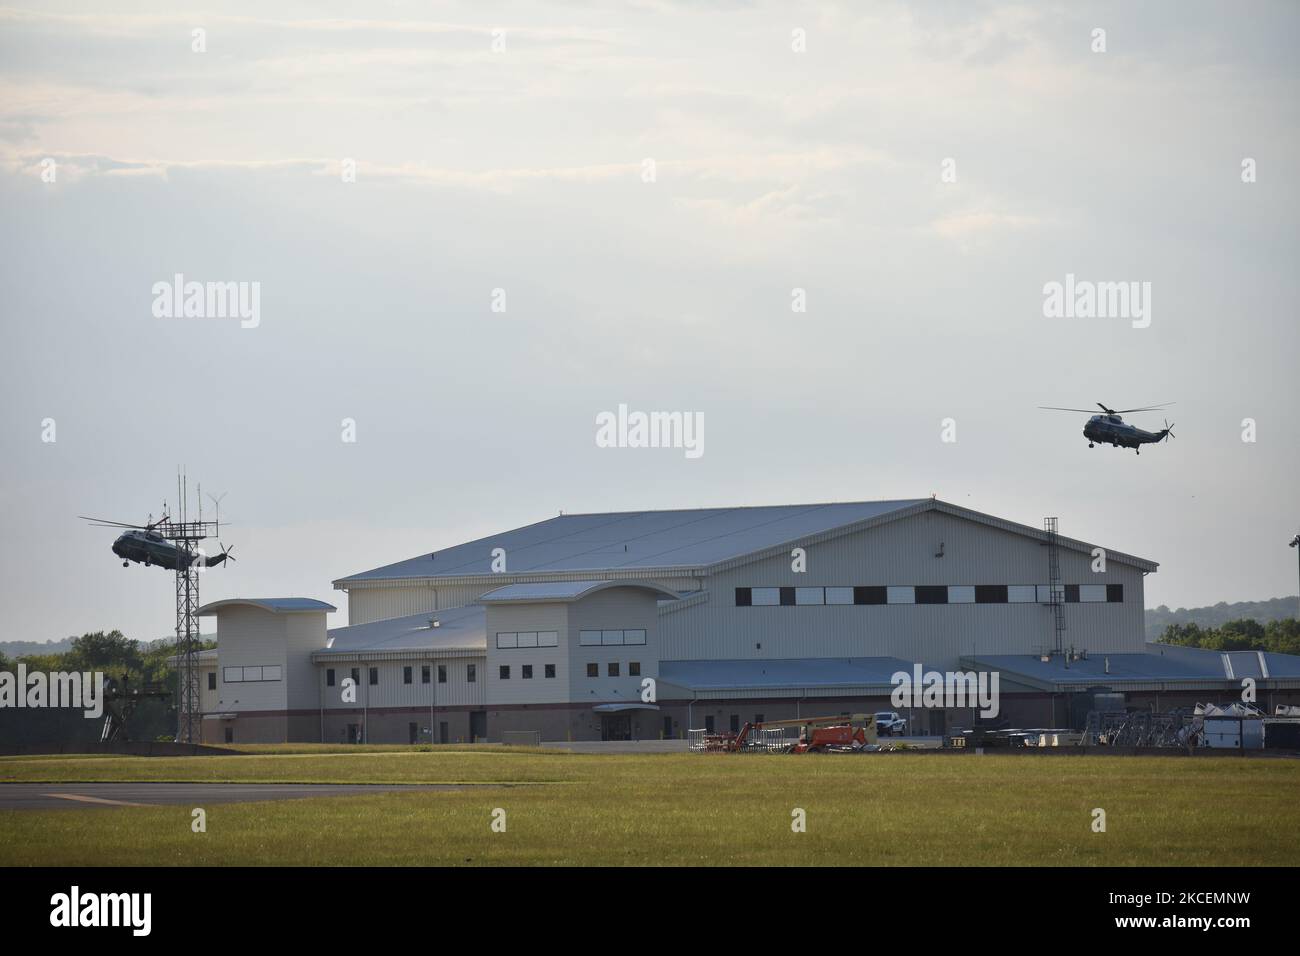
[1044,517,1066,655]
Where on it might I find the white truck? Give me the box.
[874,711,908,736]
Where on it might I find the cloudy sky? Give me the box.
[2,0,1297,643]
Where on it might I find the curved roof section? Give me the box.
[479,580,680,604]
[335,500,924,584]
[319,604,485,655]
[198,598,336,616]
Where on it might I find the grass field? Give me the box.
[2,747,1297,866]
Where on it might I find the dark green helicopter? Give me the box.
[1039,401,1175,454]
[81,514,234,570]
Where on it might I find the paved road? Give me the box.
[0,782,476,811]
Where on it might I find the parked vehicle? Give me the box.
[874,711,907,736]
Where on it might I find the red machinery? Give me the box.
[701,714,878,753]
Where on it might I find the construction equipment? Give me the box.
[692,714,878,754]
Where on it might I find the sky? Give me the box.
[1,0,1297,644]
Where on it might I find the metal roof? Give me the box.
[335,500,923,584]
[965,644,1300,691]
[198,598,336,616]
[659,657,921,692]
[480,580,680,603]
[317,604,486,656]
[334,498,1158,587]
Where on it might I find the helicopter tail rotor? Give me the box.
[1162,419,1175,441]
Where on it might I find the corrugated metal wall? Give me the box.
[318,658,485,709]
[658,510,1146,668]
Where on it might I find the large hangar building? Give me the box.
[191,498,1300,744]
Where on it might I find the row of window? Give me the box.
[735,584,1124,606]
[495,631,559,649]
[222,665,282,683]
[586,661,641,678]
[498,664,557,679]
[579,629,647,646]
[326,664,477,686]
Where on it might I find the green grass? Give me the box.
[1,750,1297,866]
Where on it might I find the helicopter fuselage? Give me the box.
[1083,414,1166,450]
[111,530,226,570]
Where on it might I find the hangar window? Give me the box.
[915,586,947,605]
[467,665,476,683]
[624,630,646,646]
[326,668,336,686]
[518,632,538,648]
[779,587,796,606]
[751,587,780,606]
[403,666,413,684]
[735,587,752,606]
[948,586,975,604]
[825,587,854,605]
[608,662,620,677]
[1008,586,1037,603]
[579,630,601,646]
[222,665,280,683]
[438,665,447,684]
[886,586,915,605]
[1080,585,1107,603]
[497,632,518,648]
[350,668,360,685]
[1065,585,1080,603]
[539,631,559,647]
[207,672,216,690]
[368,667,378,686]
[602,630,624,646]
[586,663,598,678]
[854,586,886,605]
[975,586,1008,604]
[522,665,533,679]
[499,666,510,680]
[629,662,640,676]
[795,587,824,605]
[1106,584,1124,603]
[545,664,556,678]
[421,665,431,684]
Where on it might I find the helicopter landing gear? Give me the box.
[122,561,129,567]
[1088,442,1094,448]
[1135,448,1140,455]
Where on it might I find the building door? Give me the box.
[408,722,418,744]
[346,723,359,744]
[469,711,487,742]
[439,721,449,744]
[601,714,632,741]
[662,716,673,740]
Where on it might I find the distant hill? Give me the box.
[1146,596,1299,642]
[0,634,215,660]
[0,639,75,657]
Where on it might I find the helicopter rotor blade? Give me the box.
[1039,406,1102,414]
[80,515,153,529]
[1111,402,1175,414]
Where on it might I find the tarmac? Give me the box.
[0,782,478,811]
